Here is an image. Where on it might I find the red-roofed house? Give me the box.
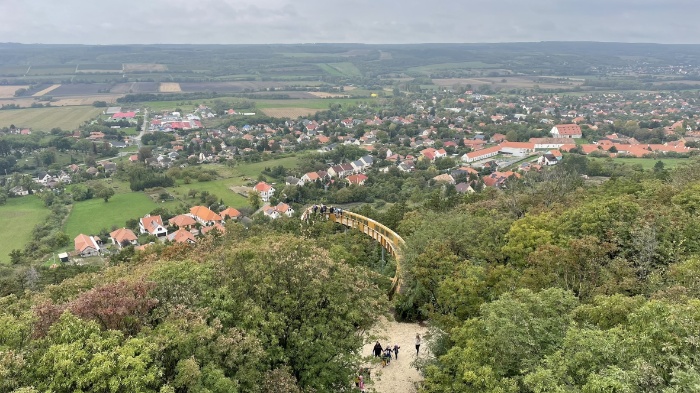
[346,174,368,185]
[201,223,226,235]
[220,207,241,220]
[74,234,101,257]
[169,214,197,229]
[109,228,138,249]
[462,146,501,163]
[139,215,168,237]
[420,147,447,162]
[550,124,582,139]
[301,172,321,182]
[264,203,295,219]
[253,182,275,202]
[168,228,196,244]
[189,206,223,226]
[111,112,136,120]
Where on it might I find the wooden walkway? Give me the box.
[302,208,406,297]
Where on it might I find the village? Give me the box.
[2,86,700,263]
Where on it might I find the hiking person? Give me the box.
[373,341,382,357]
[393,343,400,360]
[358,374,365,392]
[415,333,421,355]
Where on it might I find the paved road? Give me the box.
[132,108,148,148]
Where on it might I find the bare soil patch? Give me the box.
[260,107,319,118]
[32,84,61,97]
[0,85,28,99]
[124,63,167,72]
[308,92,351,98]
[159,83,182,93]
[229,185,253,197]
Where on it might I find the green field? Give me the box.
[590,157,690,170]
[0,196,50,264]
[169,180,249,208]
[0,106,103,131]
[255,98,366,109]
[63,192,160,239]
[409,61,502,74]
[168,157,302,207]
[326,62,362,77]
[62,157,301,238]
[318,64,343,76]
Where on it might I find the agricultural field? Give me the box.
[63,192,160,239]
[123,63,168,72]
[0,106,103,130]
[159,83,182,92]
[179,81,290,93]
[0,66,30,77]
[32,84,61,97]
[0,85,28,98]
[26,65,77,75]
[326,62,362,77]
[109,82,159,94]
[0,196,50,264]
[51,94,123,106]
[49,83,112,96]
[255,98,367,109]
[76,63,122,73]
[260,108,320,118]
[409,61,502,74]
[431,76,584,90]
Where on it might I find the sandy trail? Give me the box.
[361,318,430,393]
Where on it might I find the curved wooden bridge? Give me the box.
[302,207,405,297]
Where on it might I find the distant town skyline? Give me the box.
[0,0,697,45]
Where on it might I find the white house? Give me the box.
[139,215,168,237]
[253,182,275,202]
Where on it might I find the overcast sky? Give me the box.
[0,0,697,45]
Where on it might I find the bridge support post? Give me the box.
[381,246,385,263]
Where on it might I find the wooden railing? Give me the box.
[302,207,405,298]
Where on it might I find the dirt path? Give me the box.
[361,318,430,393]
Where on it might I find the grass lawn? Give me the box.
[0,106,103,131]
[169,180,249,208]
[589,157,690,170]
[63,192,159,239]
[63,156,302,238]
[233,156,301,178]
[168,157,302,208]
[0,196,50,264]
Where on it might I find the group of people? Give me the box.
[359,334,422,390]
[311,204,343,216]
[372,341,401,367]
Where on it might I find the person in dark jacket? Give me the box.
[373,341,382,357]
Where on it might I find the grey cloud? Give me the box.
[0,0,698,44]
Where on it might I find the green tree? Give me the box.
[97,187,115,202]
[248,191,262,211]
